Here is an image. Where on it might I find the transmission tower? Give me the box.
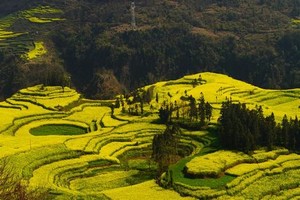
[131,2,136,30]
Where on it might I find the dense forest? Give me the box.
[0,0,300,99]
[219,101,300,153]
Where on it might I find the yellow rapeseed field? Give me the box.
[186,150,253,177]
[102,180,196,200]
[0,72,299,199]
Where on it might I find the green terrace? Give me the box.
[0,5,64,58]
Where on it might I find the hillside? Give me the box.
[0,72,299,199]
[0,0,300,100]
[145,72,300,121]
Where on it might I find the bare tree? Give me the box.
[0,158,49,200]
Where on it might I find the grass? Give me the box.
[169,132,227,188]
[30,124,87,136]
[177,173,235,189]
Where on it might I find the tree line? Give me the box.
[158,93,212,129]
[52,24,300,99]
[48,0,300,99]
[219,101,300,153]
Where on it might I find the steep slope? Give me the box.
[0,0,299,100]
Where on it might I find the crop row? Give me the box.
[173,182,226,199]
[185,150,253,178]
[69,169,138,193]
[6,144,80,180]
[239,169,300,199]
[29,154,119,190]
[0,112,67,135]
[226,152,300,176]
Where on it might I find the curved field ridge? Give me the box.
[0,72,299,199]
[103,180,195,200]
[146,72,300,122]
[0,5,64,56]
[185,150,253,178]
[178,149,300,199]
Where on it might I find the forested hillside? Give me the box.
[0,0,299,99]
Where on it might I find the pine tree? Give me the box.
[296,116,300,150]
[189,95,197,121]
[152,125,180,176]
[198,95,206,125]
[281,114,289,148]
[159,106,170,124]
[205,102,213,121]
[264,113,276,150]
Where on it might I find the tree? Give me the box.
[115,98,120,108]
[264,113,276,150]
[188,95,197,121]
[0,158,49,200]
[281,114,289,148]
[152,125,180,177]
[198,94,206,125]
[205,102,213,121]
[159,106,170,124]
[295,116,300,151]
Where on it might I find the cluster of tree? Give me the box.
[0,49,70,100]
[188,0,299,16]
[158,93,212,129]
[53,23,300,99]
[219,101,300,153]
[152,125,180,176]
[117,88,152,116]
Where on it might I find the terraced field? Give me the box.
[0,72,299,199]
[0,5,64,58]
[147,72,300,121]
[174,149,300,199]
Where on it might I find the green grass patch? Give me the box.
[169,146,226,188]
[169,129,232,189]
[30,124,87,136]
[170,155,236,188]
[88,159,115,167]
[125,170,157,185]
